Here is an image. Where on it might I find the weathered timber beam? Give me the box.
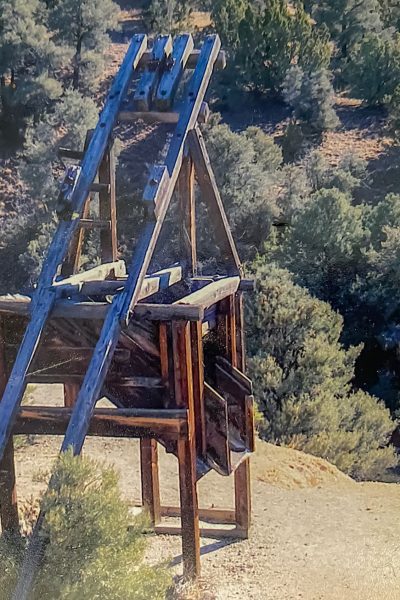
[52,260,126,287]
[134,35,173,111]
[175,277,240,310]
[25,374,163,386]
[160,505,236,525]
[14,407,188,439]
[188,125,242,275]
[118,101,210,124]
[154,525,244,539]
[79,219,111,230]
[190,277,255,292]
[138,49,226,71]
[154,34,194,111]
[55,265,182,298]
[0,298,204,321]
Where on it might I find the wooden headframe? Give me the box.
[0,33,254,598]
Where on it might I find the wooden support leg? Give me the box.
[173,321,200,579]
[0,317,18,534]
[234,456,251,538]
[177,437,200,579]
[140,438,160,525]
[63,383,80,408]
[177,151,197,276]
[0,438,19,534]
[99,142,118,263]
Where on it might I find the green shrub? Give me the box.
[247,263,398,480]
[0,452,171,599]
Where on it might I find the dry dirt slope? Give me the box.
[10,385,400,600]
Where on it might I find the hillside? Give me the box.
[13,385,400,600]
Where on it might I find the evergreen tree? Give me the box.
[211,0,249,49]
[314,0,383,57]
[0,453,171,598]
[203,121,282,256]
[247,263,397,480]
[283,65,339,133]
[236,0,331,93]
[344,32,400,104]
[0,0,64,131]
[145,0,192,34]
[48,0,120,91]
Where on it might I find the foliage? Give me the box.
[0,452,171,599]
[145,0,191,33]
[202,121,282,257]
[344,32,400,104]
[0,0,64,131]
[282,65,339,133]
[247,263,397,480]
[225,0,331,94]
[48,0,120,91]
[211,0,249,49]
[313,0,383,57]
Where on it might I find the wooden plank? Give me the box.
[175,277,240,309]
[234,457,251,537]
[188,125,242,276]
[190,321,206,458]
[79,218,111,230]
[54,265,182,298]
[53,260,126,288]
[140,439,161,525]
[154,34,194,111]
[98,144,117,262]
[118,101,210,125]
[134,35,173,111]
[177,151,196,276]
[204,382,230,476]
[0,297,204,322]
[154,525,244,539]
[63,383,79,408]
[0,438,19,534]
[139,49,226,71]
[14,407,188,439]
[160,505,236,524]
[172,321,200,579]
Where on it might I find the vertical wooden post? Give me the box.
[177,151,197,276]
[190,321,206,458]
[218,294,251,538]
[140,438,161,525]
[63,383,80,408]
[99,142,118,263]
[0,318,19,534]
[62,130,93,277]
[172,321,200,579]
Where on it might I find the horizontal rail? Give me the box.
[14,407,188,439]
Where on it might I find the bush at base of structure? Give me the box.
[247,262,398,481]
[0,452,171,600]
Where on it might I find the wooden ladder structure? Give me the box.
[0,33,255,598]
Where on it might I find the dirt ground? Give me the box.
[12,385,400,600]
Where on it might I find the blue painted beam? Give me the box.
[0,34,148,468]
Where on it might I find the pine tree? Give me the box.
[0,453,171,598]
[211,0,249,49]
[344,32,400,104]
[314,0,383,57]
[283,66,339,133]
[236,0,331,94]
[0,0,64,131]
[145,0,192,34]
[48,0,120,91]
